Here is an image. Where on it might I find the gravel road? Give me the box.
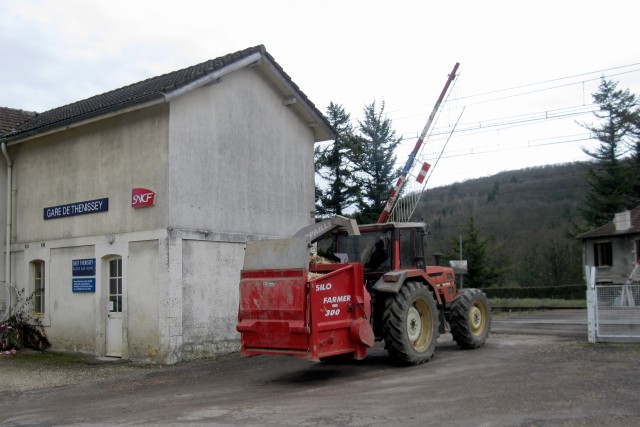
[1,310,639,426]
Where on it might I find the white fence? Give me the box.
[586,267,640,343]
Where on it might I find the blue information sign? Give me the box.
[44,198,109,220]
[72,278,96,293]
[72,258,96,276]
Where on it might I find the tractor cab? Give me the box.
[327,222,428,280]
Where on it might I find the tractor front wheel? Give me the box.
[450,288,491,349]
[382,281,438,365]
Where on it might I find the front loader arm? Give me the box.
[294,215,360,243]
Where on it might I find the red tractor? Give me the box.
[236,216,491,365]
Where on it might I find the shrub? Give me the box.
[482,285,586,300]
[0,288,50,352]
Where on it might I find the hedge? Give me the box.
[480,285,586,300]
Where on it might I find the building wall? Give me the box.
[167,67,316,236]
[127,239,161,360]
[10,104,170,243]
[181,239,244,359]
[584,234,640,283]
[7,231,167,360]
[0,159,6,288]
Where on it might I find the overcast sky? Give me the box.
[2,0,639,188]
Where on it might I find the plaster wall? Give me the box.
[181,239,243,359]
[167,68,316,237]
[0,160,6,287]
[10,104,169,243]
[584,235,640,283]
[44,246,96,352]
[10,250,24,311]
[7,234,167,362]
[127,239,161,360]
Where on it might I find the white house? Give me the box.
[577,206,640,284]
[0,45,334,363]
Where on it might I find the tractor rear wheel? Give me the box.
[450,288,491,349]
[382,281,438,365]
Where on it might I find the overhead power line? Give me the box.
[396,104,597,141]
[383,63,640,123]
[388,63,640,140]
[458,64,640,101]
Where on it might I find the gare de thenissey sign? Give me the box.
[44,198,109,220]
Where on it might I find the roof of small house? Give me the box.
[576,205,640,239]
[0,107,36,136]
[0,45,334,143]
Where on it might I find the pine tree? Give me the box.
[351,100,401,223]
[314,102,360,217]
[449,216,505,288]
[581,79,639,227]
[628,110,640,207]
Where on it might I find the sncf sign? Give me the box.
[131,188,155,208]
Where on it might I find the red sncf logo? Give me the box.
[132,188,155,208]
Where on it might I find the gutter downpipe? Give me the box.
[1,142,11,316]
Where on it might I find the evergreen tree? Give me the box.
[352,100,401,223]
[628,110,640,206]
[449,216,505,288]
[315,102,360,217]
[581,79,639,227]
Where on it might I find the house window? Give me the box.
[594,241,612,267]
[108,258,122,313]
[32,261,45,314]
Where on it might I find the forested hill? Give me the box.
[413,162,590,286]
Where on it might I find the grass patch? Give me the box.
[9,351,91,365]
[2,351,165,369]
[490,298,586,309]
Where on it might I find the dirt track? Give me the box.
[1,310,639,426]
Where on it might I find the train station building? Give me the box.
[0,45,333,363]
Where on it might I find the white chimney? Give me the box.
[614,210,632,231]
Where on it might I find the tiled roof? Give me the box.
[0,107,36,136]
[1,45,331,142]
[576,205,640,239]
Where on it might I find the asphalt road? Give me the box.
[491,308,590,338]
[1,309,639,426]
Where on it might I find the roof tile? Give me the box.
[0,107,37,136]
[577,205,640,239]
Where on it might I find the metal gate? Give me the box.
[586,267,640,342]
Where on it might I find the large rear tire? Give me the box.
[382,281,438,365]
[450,288,491,349]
